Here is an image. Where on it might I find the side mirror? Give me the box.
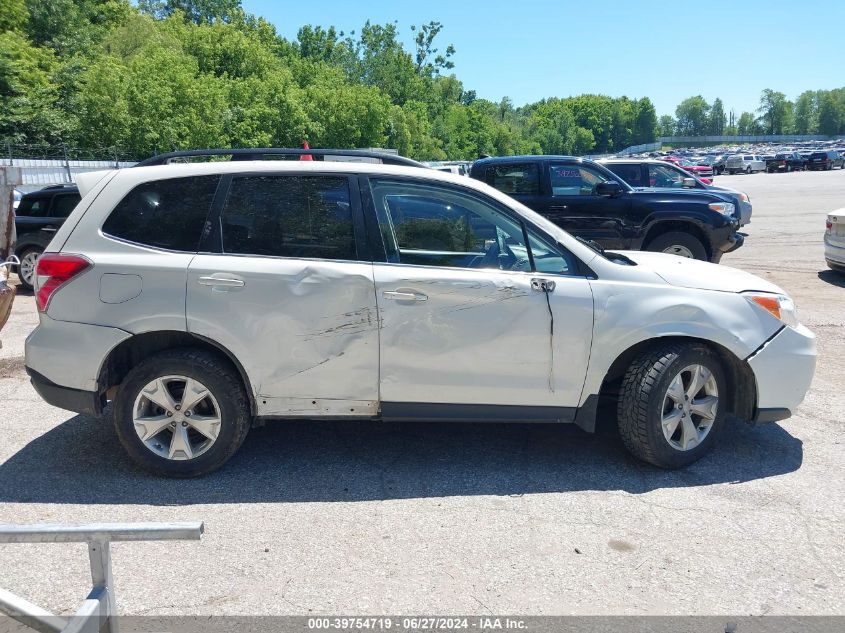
[682,177,697,188]
[596,181,624,197]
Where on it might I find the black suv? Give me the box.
[14,184,81,289]
[470,156,743,262]
[806,150,844,171]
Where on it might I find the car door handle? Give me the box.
[382,290,428,302]
[198,275,245,288]
[549,205,568,211]
[41,226,57,233]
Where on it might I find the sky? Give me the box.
[241,0,843,117]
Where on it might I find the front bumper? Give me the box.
[747,324,816,419]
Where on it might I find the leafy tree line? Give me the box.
[661,88,845,137]
[0,0,659,160]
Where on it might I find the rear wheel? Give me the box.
[114,348,251,477]
[745,166,751,174]
[16,247,42,290]
[645,231,708,261]
[617,342,727,469]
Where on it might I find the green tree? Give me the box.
[736,111,758,135]
[708,98,726,135]
[0,0,28,32]
[674,96,710,136]
[817,92,841,135]
[139,0,242,24]
[0,30,67,144]
[632,97,658,145]
[757,89,791,134]
[658,114,676,137]
[793,90,817,134]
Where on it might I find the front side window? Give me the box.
[369,178,575,273]
[15,197,48,217]
[648,164,687,188]
[549,164,608,196]
[103,176,219,251]
[219,175,355,261]
[485,163,540,195]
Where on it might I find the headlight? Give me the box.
[738,192,750,203]
[709,202,735,216]
[744,292,799,328]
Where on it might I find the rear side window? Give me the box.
[51,194,81,218]
[485,163,540,195]
[103,176,219,251]
[219,175,355,261]
[606,164,643,187]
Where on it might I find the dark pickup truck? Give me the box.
[766,152,806,173]
[470,155,744,263]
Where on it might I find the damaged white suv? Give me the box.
[25,149,817,477]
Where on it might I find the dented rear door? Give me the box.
[187,173,379,418]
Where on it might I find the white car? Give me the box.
[726,155,766,174]
[825,209,845,273]
[24,149,817,477]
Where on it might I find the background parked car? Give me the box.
[13,184,81,289]
[807,150,844,171]
[725,155,766,174]
[470,155,743,262]
[766,153,807,173]
[600,159,752,226]
[12,189,22,211]
[826,209,845,273]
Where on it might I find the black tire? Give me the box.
[645,231,708,261]
[113,348,251,477]
[15,246,42,290]
[745,166,751,174]
[617,342,728,469]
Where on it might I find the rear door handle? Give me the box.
[198,274,245,289]
[383,290,428,302]
[41,226,57,233]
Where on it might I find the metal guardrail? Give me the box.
[0,522,204,633]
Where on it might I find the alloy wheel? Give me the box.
[19,251,39,287]
[132,375,222,460]
[660,364,719,451]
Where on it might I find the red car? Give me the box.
[661,157,714,180]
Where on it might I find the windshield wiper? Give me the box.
[575,236,606,256]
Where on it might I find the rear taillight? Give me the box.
[35,253,91,312]
[827,218,833,234]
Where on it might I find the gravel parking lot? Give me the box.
[0,169,843,616]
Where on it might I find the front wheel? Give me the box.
[645,232,708,261]
[745,166,752,174]
[617,343,728,469]
[113,348,251,477]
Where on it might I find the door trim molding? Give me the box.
[380,402,577,424]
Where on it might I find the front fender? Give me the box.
[579,278,781,406]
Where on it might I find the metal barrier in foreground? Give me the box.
[0,522,204,633]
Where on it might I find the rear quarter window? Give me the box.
[102,176,220,252]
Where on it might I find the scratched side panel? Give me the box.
[187,256,379,416]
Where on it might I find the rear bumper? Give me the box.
[824,234,845,268]
[747,324,816,417]
[27,367,100,416]
[25,315,130,392]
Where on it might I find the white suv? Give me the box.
[726,155,765,174]
[25,149,817,477]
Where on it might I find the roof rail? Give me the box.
[134,148,427,169]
